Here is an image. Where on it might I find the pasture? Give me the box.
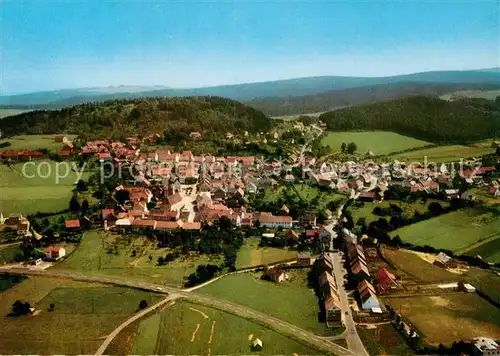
[131,301,320,355]
[358,324,414,356]
[0,279,162,354]
[263,184,346,209]
[385,293,500,346]
[236,237,297,269]
[391,144,495,163]
[389,209,500,252]
[53,230,224,286]
[382,247,457,283]
[0,134,77,150]
[465,237,500,264]
[440,89,500,101]
[321,131,431,155]
[0,161,89,215]
[200,271,332,335]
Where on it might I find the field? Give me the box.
[385,293,500,346]
[52,230,224,286]
[321,131,431,155]
[0,277,163,354]
[358,324,414,356]
[200,271,333,335]
[465,237,500,263]
[389,209,500,253]
[271,112,324,120]
[0,134,77,150]
[130,300,321,355]
[391,144,495,163]
[0,160,90,215]
[382,247,457,283]
[263,184,346,209]
[0,109,32,119]
[236,237,297,269]
[441,89,500,101]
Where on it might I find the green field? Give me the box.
[465,237,500,263]
[0,134,77,150]
[390,209,500,252]
[0,161,90,215]
[391,144,495,163]
[0,280,162,354]
[200,271,334,335]
[385,293,500,346]
[236,237,297,269]
[0,109,32,119]
[321,131,431,155]
[441,89,500,101]
[52,230,224,286]
[131,300,320,355]
[263,184,346,208]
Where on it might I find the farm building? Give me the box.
[263,268,288,283]
[376,267,398,293]
[65,219,81,229]
[434,252,452,268]
[44,246,66,260]
[252,338,263,351]
[258,213,293,229]
[357,280,380,311]
[473,337,500,356]
[297,251,312,266]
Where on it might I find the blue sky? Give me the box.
[1,0,499,94]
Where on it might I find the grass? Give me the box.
[358,324,414,356]
[440,89,500,101]
[465,237,500,264]
[132,300,321,355]
[390,209,500,253]
[385,293,500,346]
[0,160,90,215]
[391,144,495,163]
[263,184,346,209]
[271,112,324,120]
[0,274,26,292]
[0,134,77,150]
[0,109,32,119]
[200,271,334,335]
[465,268,500,304]
[52,230,224,287]
[382,247,457,283]
[0,279,163,355]
[0,245,23,263]
[321,131,431,155]
[236,237,297,269]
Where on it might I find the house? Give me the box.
[285,229,299,243]
[0,214,31,236]
[376,267,398,293]
[285,173,295,183]
[54,135,67,143]
[299,212,317,227]
[65,219,81,229]
[132,219,157,231]
[473,337,500,356]
[44,246,66,260]
[318,225,332,242]
[189,132,202,139]
[258,213,292,229]
[297,251,312,266]
[351,260,370,280]
[444,189,460,199]
[490,187,500,196]
[252,338,263,351]
[263,268,288,283]
[358,280,380,311]
[359,191,376,202]
[434,252,451,268]
[166,193,184,211]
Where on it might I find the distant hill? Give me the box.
[0,97,272,139]
[248,82,500,116]
[319,96,500,144]
[1,69,500,108]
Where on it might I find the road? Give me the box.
[0,267,354,356]
[292,124,324,168]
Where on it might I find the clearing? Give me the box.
[0,276,163,354]
[321,131,431,155]
[440,89,500,101]
[0,134,77,150]
[391,144,494,163]
[236,236,297,269]
[385,293,500,346]
[52,230,224,286]
[389,208,500,253]
[199,271,333,335]
[129,300,321,355]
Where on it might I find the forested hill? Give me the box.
[0,97,273,139]
[319,96,500,144]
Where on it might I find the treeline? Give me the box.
[0,96,273,139]
[320,95,500,144]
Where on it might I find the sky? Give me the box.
[1,0,499,94]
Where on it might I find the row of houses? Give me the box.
[316,253,343,328]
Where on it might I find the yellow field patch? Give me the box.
[190,323,200,342]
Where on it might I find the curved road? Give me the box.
[0,267,354,356]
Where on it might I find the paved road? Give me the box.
[0,267,354,356]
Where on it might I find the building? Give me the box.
[263,268,288,283]
[65,219,81,229]
[44,246,66,260]
[434,252,452,268]
[252,338,263,351]
[0,214,31,236]
[297,251,312,266]
[358,280,380,311]
[258,213,293,229]
[376,267,398,293]
[473,337,500,356]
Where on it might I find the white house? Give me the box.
[44,246,66,260]
[258,213,292,229]
[473,337,500,356]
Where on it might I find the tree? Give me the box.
[76,179,87,192]
[157,256,164,266]
[12,300,31,316]
[428,202,445,216]
[138,300,148,310]
[346,142,357,154]
[81,199,89,213]
[69,196,81,212]
[48,303,55,312]
[341,142,347,152]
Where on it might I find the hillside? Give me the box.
[1,69,500,108]
[319,96,500,144]
[0,97,272,139]
[248,82,500,116]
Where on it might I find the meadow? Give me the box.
[465,237,500,264]
[200,271,334,335]
[131,300,321,355]
[320,131,431,155]
[0,160,90,215]
[391,144,495,163]
[0,276,162,354]
[440,89,500,101]
[263,184,346,209]
[0,134,77,150]
[389,209,500,252]
[52,230,224,286]
[385,293,500,346]
[0,109,32,119]
[236,236,297,269]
